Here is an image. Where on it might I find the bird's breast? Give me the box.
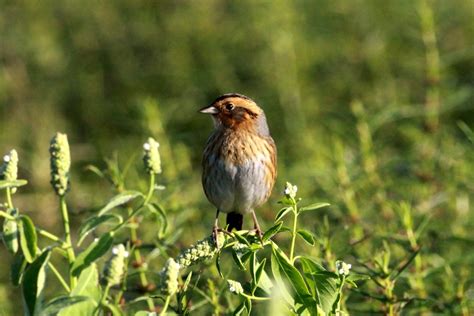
[202,130,276,214]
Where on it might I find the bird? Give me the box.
[200,93,277,242]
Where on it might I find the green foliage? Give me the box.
[0,125,472,314]
[71,232,115,278]
[22,250,51,315]
[0,136,359,315]
[17,215,38,263]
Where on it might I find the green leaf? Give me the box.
[71,263,101,301]
[244,297,252,314]
[240,250,254,265]
[215,253,223,278]
[22,249,51,315]
[78,214,122,246]
[346,272,370,285]
[233,302,246,315]
[346,272,371,288]
[262,221,283,242]
[233,231,250,246]
[299,257,338,314]
[42,296,93,316]
[250,252,257,284]
[297,229,315,246]
[270,248,293,306]
[231,251,246,271]
[147,203,168,237]
[256,266,273,294]
[275,207,292,222]
[98,191,143,216]
[84,165,105,179]
[11,252,27,286]
[71,232,114,277]
[313,271,339,313]
[18,215,38,263]
[298,257,326,273]
[3,209,19,254]
[299,202,330,213]
[255,258,266,287]
[0,179,28,190]
[458,120,474,144]
[182,271,193,292]
[271,242,316,313]
[278,196,295,206]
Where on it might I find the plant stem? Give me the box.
[144,173,156,205]
[5,188,14,208]
[160,295,171,315]
[289,204,298,262]
[96,284,111,316]
[384,279,395,316]
[37,227,63,244]
[60,196,77,288]
[334,275,346,314]
[419,0,441,132]
[241,293,271,301]
[138,173,156,311]
[116,173,156,311]
[48,262,71,293]
[128,208,149,286]
[128,206,155,311]
[0,210,15,220]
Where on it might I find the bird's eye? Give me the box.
[225,103,235,111]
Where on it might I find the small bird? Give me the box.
[200,93,277,241]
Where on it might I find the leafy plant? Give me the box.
[1,128,472,315]
[0,133,368,315]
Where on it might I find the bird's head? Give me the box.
[200,93,269,135]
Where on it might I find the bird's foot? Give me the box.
[212,226,232,249]
[253,227,263,242]
[250,210,263,243]
[212,225,220,248]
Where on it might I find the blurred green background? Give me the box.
[1,0,473,314]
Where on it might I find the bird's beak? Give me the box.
[199,105,219,115]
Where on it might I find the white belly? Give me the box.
[203,153,271,214]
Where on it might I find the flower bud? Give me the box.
[2,208,19,254]
[336,260,352,276]
[102,244,129,287]
[159,258,180,296]
[49,133,71,196]
[227,280,243,295]
[0,150,18,182]
[0,150,19,194]
[284,182,298,200]
[143,137,161,174]
[176,235,222,269]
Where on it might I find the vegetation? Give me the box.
[0,1,473,315]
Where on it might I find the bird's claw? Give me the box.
[212,225,220,248]
[252,228,264,243]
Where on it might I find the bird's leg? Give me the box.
[212,210,232,248]
[251,210,263,240]
[212,209,221,248]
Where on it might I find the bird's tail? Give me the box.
[226,212,243,231]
